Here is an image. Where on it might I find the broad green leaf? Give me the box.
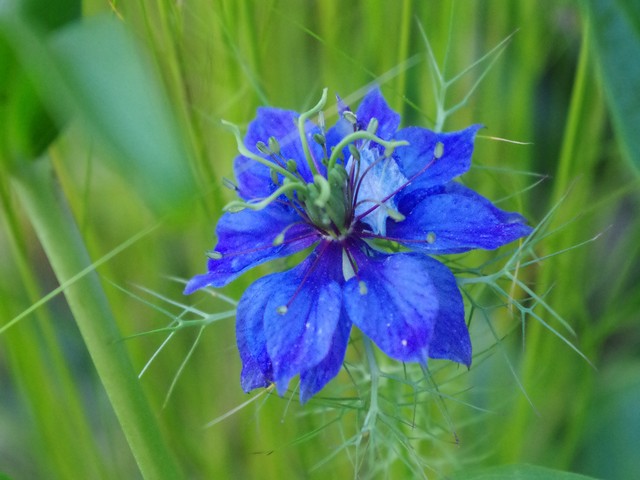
[450,464,598,480]
[20,0,81,32]
[47,15,196,213]
[0,0,79,166]
[587,0,640,171]
[575,363,640,479]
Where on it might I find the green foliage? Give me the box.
[48,15,197,213]
[450,464,598,480]
[0,0,79,165]
[1,1,639,479]
[587,0,640,170]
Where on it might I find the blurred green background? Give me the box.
[1,0,639,478]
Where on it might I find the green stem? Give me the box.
[362,337,380,433]
[500,15,593,464]
[223,181,301,212]
[11,157,182,479]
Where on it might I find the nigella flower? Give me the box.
[185,88,532,403]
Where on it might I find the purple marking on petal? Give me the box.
[393,125,482,194]
[344,252,470,366]
[262,243,343,396]
[389,182,533,254]
[344,252,438,362]
[183,204,318,293]
[235,242,345,397]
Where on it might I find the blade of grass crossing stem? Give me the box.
[10,157,182,479]
[0,188,109,477]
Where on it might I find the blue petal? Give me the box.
[422,257,471,366]
[343,253,437,362]
[356,87,400,139]
[299,311,351,403]
[324,96,354,154]
[324,88,400,160]
[183,204,318,293]
[235,107,323,199]
[238,243,345,397]
[236,275,276,391]
[393,125,481,194]
[388,182,533,254]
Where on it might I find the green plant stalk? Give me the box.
[11,156,182,479]
[0,179,108,478]
[500,15,594,464]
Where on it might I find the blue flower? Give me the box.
[185,88,532,403]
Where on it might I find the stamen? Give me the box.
[426,232,436,244]
[342,249,356,281]
[312,133,326,146]
[346,147,361,195]
[208,231,320,261]
[276,305,288,315]
[222,177,238,191]
[341,245,361,283]
[354,198,405,222]
[275,196,315,228]
[286,160,298,172]
[268,136,280,154]
[256,141,271,156]
[270,169,279,185]
[348,144,360,162]
[366,118,378,134]
[318,110,326,131]
[358,281,368,295]
[343,110,357,125]
[272,221,307,246]
[359,231,438,245]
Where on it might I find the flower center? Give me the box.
[221,89,410,243]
